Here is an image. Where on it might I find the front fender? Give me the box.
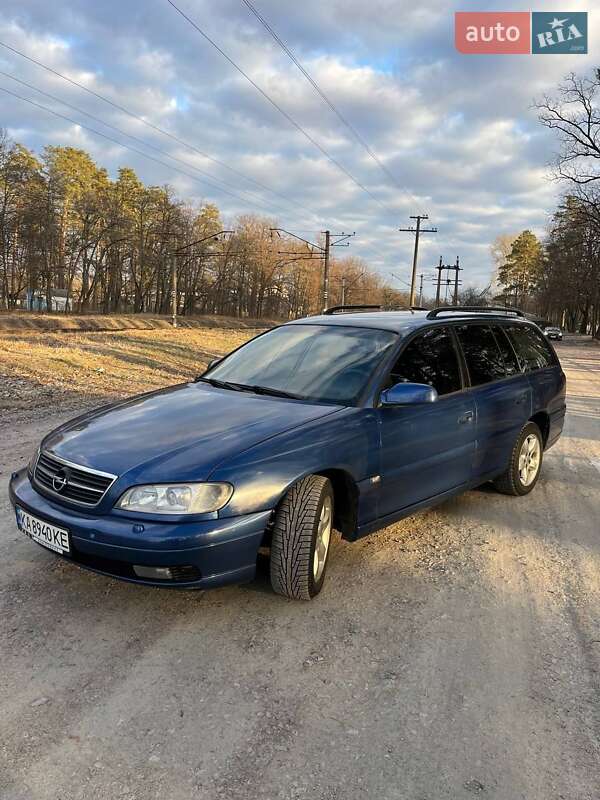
[210,407,378,518]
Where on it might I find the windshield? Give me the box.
[204,324,397,405]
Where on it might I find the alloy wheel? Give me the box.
[518,433,541,487]
[313,495,332,581]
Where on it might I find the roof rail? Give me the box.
[426,305,525,320]
[323,304,381,315]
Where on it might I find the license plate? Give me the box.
[16,507,70,555]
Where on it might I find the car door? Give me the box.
[454,323,532,480]
[377,326,476,518]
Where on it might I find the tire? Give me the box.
[270,475,334,600]
[494,422,543,496]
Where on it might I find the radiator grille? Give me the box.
[34,451,116,507]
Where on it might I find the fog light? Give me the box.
[133,565,173,580]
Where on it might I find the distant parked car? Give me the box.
[542,325,563,341]
[10,305,566,600]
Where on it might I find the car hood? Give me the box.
[42,383,342,482]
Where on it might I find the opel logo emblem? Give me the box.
[52,468,69,493]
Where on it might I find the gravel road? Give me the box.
[1,337,599,800]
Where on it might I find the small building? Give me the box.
[26,289,69,312]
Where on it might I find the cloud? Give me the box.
[0,0,597,288]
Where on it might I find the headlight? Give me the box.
[115,482,233,514]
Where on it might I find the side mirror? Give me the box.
[380,381,438,406]
[195,357,222,382]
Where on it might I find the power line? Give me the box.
[0,39,320,223]
[360,241,396,263]
[166,0,400,219]
[390,272,412,288]
[0,69,310,219]
[240,7,466,264]
[337,239,403,275]
[240,0,422,210]
[0,84,305,211]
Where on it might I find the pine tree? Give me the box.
[498,230,544,305]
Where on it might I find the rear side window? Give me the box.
[390,327,462,396]
[456,324,507,386]
[491,326,521,376]
[507,325,555,371]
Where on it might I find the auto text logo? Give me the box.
[455,11,587,55]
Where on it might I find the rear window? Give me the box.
[455,324,507,386]
[506,325,555,371]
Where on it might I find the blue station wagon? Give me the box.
[9,305,566,600]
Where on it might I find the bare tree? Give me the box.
[535,70,600,336]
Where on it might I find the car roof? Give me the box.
[286,310,536,334]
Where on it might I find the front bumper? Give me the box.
[9,469,271,589]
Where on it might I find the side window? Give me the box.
[389,327,462,396]
[492,326,521,376]
[455,324,507,386]
[507,325,554,372]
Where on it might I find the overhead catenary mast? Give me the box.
[270,228,355,311]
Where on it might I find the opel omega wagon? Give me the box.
[9,305,566,600]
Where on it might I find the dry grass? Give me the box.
[0,326,259,416]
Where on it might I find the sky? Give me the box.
[0,1,597,290]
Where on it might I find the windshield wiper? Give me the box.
[197,377,300,399]
[196,377,244,392]
[243,384,301,399]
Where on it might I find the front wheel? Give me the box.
[494,422,543,496]
[270,475,334,600]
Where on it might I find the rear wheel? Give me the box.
[270,475,333,600]
[494,422,543,496]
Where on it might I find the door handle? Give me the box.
[458,411,474,424]
[515,393,528,405]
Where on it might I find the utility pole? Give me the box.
[435,256,443,306]
[323,230,331,310]
[341,275,346,306]
[399,215,437,307]
[453,256,461,306]
[171,253,178,328]
[434,256,462,307]
[418,273,424,306]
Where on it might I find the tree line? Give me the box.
[0,131,407,319]
[492,69,600,337]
